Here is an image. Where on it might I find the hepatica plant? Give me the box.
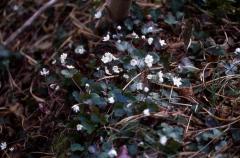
[36,2,240,157]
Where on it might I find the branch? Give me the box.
[3,0,58,46]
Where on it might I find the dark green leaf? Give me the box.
[149,9,161,22]
[124,19,134,31]
[231,128,240,142]
[0,44,11,58]
[71,143,84,152]
[72,91,81,102]
[61,69,78,78]
[206,46,225,56]
[90,93,106,107]
[164,14,178,25]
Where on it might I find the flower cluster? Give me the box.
[101,52,118,64]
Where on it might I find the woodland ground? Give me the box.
[0,0,240,158]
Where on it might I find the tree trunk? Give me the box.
[106,0,132,22]
[95,0,132,34]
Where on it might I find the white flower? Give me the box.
[136,82,143,90]
[66,65,75,69]
[9,147,14,151]
[60,53,68,65]
[108,97,115,104]
[108,148,117,158]
[100,136,104,142]
[147,26,154,32]
[55,85,60,91]
[117,25,122,30]
[103,33,110,41]
[101,52,118,64]
[75,45,85,54]
[141,35,146,39]
[143,108,150,116]
[112,34,117,39]
[117,40,121,43]
[50,83,60,91]
[130,59,138,66]
[105,67,112,75]
[112,66,121,74]
[199,73,204,82]
[157,71,164,83]
[159,39,167,47]
[144,54,154,68]
[40,68,49,76]
[94,11,102,19]
[132,32,139,39]
[72,104,80,113]
[234,48,240,54]
[160,136,168,145]
[172,77,182,87]
[13,5,19,11]
[123,74,129,79]
[138,141,144,146]
[178,65,183,72]
[0,142,7,150]
[76,124,84,131]
[147,37,154,45]
[51,59,56,65]
[144,87,149,92]
[85,83,90,87]
[147,74,154,80]
[126,103,132,108]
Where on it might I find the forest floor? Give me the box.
[0,0,240,158]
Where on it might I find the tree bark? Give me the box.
[95,0,132,34]
[106,0,132,22]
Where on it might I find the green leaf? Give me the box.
[165,139,182,154]
[72,72,82,86]
[91,113,100,123]
[130,49,145,59]
[111,89,128,103]
[116,41,132,52]
[144,134,156,145]
[90,93,106,107]
[171,0,186,13]
[164,14,178,25]
[114,108,126,117]
[131,2,144,20]
[189,42,202,55]
[124,18,134,31]
[206,46,225,56]
[70,143,84,152]
[72,91,81,102]
[149,9,161,22]
[114,103,126,117]
[80,120,96,134]
[231,128,240,142]
[61,69,78,78]
[0,44,11,58]
[128,144,138,156]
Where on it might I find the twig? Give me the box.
[3,0,59,46]
[122,71,144,91]
[185,113,192,134]
[97,75,119,81]
[30,78,46,103]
